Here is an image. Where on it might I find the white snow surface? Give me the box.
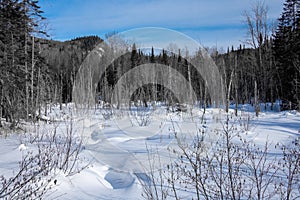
[0,104,299,199]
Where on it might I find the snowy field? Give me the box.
[0,103,299,199]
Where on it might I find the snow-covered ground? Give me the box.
[0,103,299,199]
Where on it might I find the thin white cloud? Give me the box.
[40,0,283,48]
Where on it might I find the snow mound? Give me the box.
[104,170,135,189]
[18,144,27,151]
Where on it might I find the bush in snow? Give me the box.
[0,146,54,199]
[276,137,300,200]
[140,113,300,200]
[130,101,152,127]
[0,119,88,199]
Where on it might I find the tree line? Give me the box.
[0,0,299,129]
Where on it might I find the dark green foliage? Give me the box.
[39,36,103,103]
[0,0,48,127]
[273,0,300,107]
[96,48,206,105]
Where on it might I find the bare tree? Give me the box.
[243,0,272,116]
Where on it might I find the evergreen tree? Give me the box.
[273,0,300,108]
[0,0,47,127]
[131,43,138,67]
[150,46,155,63]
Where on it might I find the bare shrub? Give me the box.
[0,147,54,199]
[47,120,88,176]
[244,141,279,199]
[239,107,252,131]
[139,146,169,200]
[0,119,88,199]
[130,101,152,126]
[140,112,300,200]
[101,103,113,120]
[277,137,300,200]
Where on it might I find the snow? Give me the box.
[104,170,135,189]
[18,144,27,151]
[0,103,299,199]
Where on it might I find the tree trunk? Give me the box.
[0,82,2,127]
[36,66,41,118]
[255,80,259,117]
[226,70,234,113]
[25,36,29,120]
[234,54,238,116]
[201,82,207,124]
[60,72,63,110]
[31,35,35,120]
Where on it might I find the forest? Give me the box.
[0,0,299,129]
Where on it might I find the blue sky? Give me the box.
[39,0,284,50]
